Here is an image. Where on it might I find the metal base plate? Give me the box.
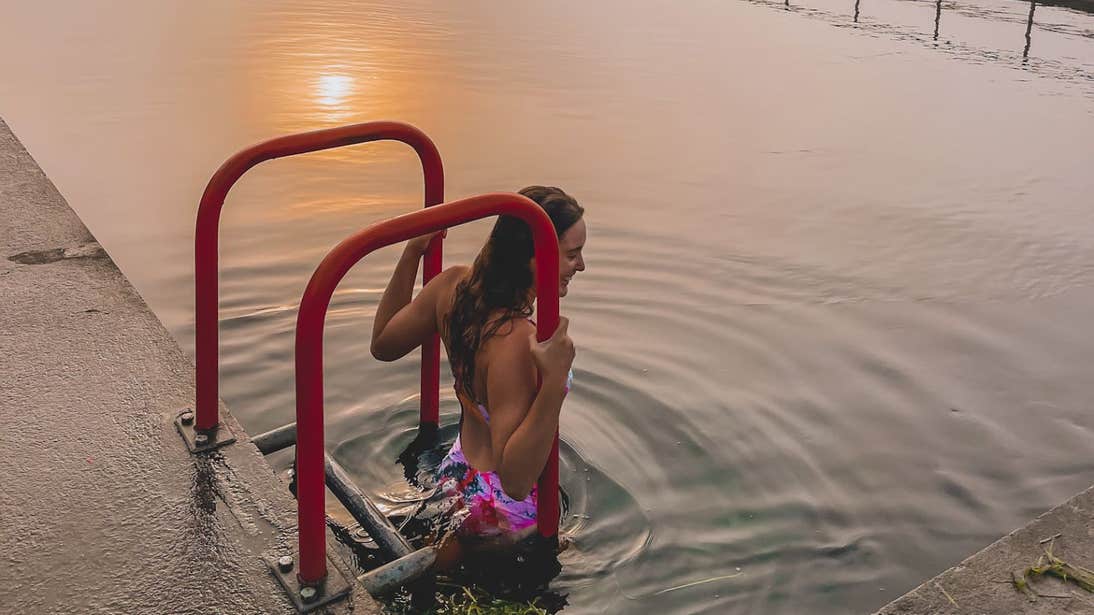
[175,409,237,454]
[268,554,353,613]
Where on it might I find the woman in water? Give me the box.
[371,185,586,542]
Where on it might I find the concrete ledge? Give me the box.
[0,116,378,614]
[876,484,1094,614]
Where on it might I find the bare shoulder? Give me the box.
[435,265,470,287]
[427,265,469,301]
[431,265,471,326]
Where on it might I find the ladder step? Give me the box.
[325,455,415,560]
[252,422,297,455]
[252,421,415,561]
[357,546,438,595]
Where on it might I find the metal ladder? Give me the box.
[177,123,562,612]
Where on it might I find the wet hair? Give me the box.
[445,186,584,402]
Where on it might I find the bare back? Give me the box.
[430,266,539,473]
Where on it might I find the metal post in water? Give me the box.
[934,0,942,41]
[1024,0,1036,60]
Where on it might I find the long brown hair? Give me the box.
[445,186,584,401]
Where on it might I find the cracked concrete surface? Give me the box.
[7,241,107,265]
[0,117,378,614]
[875,484,1094,614]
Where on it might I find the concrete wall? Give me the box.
[0,116,377,614]
[875,484,1094,614]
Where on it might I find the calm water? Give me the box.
[3,1,1094,613]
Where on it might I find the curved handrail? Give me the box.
[194,121,444,431]
[294,193,561,583]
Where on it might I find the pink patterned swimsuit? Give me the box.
[435,370,572,536]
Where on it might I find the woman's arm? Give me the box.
[370,232,449,361]
[485,318,575,500]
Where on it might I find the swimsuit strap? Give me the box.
[464,369,571,427]
[457,389,491,424]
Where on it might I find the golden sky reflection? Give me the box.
[243,12,442,140]
[232,13,453,224]
[271,194,416,222]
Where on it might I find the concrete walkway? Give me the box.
[875,483,1094,614]
[0,117,378,614]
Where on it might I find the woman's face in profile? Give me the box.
[557,218,586,298]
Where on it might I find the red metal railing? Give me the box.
[294,193,561,583]
[194,121,444,432]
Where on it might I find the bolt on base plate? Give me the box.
[175,409,237,454]
[267,553,353,613]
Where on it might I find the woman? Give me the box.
[371,185,586,540]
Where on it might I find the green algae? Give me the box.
[1012,539,1094,600]
[384,585,548,615]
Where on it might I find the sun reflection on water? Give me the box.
[316,73,354,107]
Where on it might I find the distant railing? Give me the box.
[292,193,562,583]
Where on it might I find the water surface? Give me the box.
[2,1,1093,613]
